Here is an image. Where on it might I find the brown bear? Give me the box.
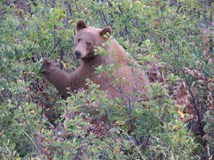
[41,20,149,99]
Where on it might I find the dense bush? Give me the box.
[0,0,213,159]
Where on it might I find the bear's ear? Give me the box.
[100,26,112,38]
[77,19,87,31]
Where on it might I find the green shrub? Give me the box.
[0,0,213,159]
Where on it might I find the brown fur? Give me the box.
[41,20,149,99]
[40,59,71,98]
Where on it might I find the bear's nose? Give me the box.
[74,50,82,59]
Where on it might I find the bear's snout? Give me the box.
[74,50,82,59]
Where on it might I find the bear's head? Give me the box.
[73,20,112,59]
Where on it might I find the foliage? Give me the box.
[0,0,213,159]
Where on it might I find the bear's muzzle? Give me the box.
[74,50,82,59]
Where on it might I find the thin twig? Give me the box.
[183,71,205,136]
[22,130,41,155]
[65,0,69,29]
[119,128,146,160]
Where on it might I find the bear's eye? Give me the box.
[77,38,81,43]
[86,42,92,47]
